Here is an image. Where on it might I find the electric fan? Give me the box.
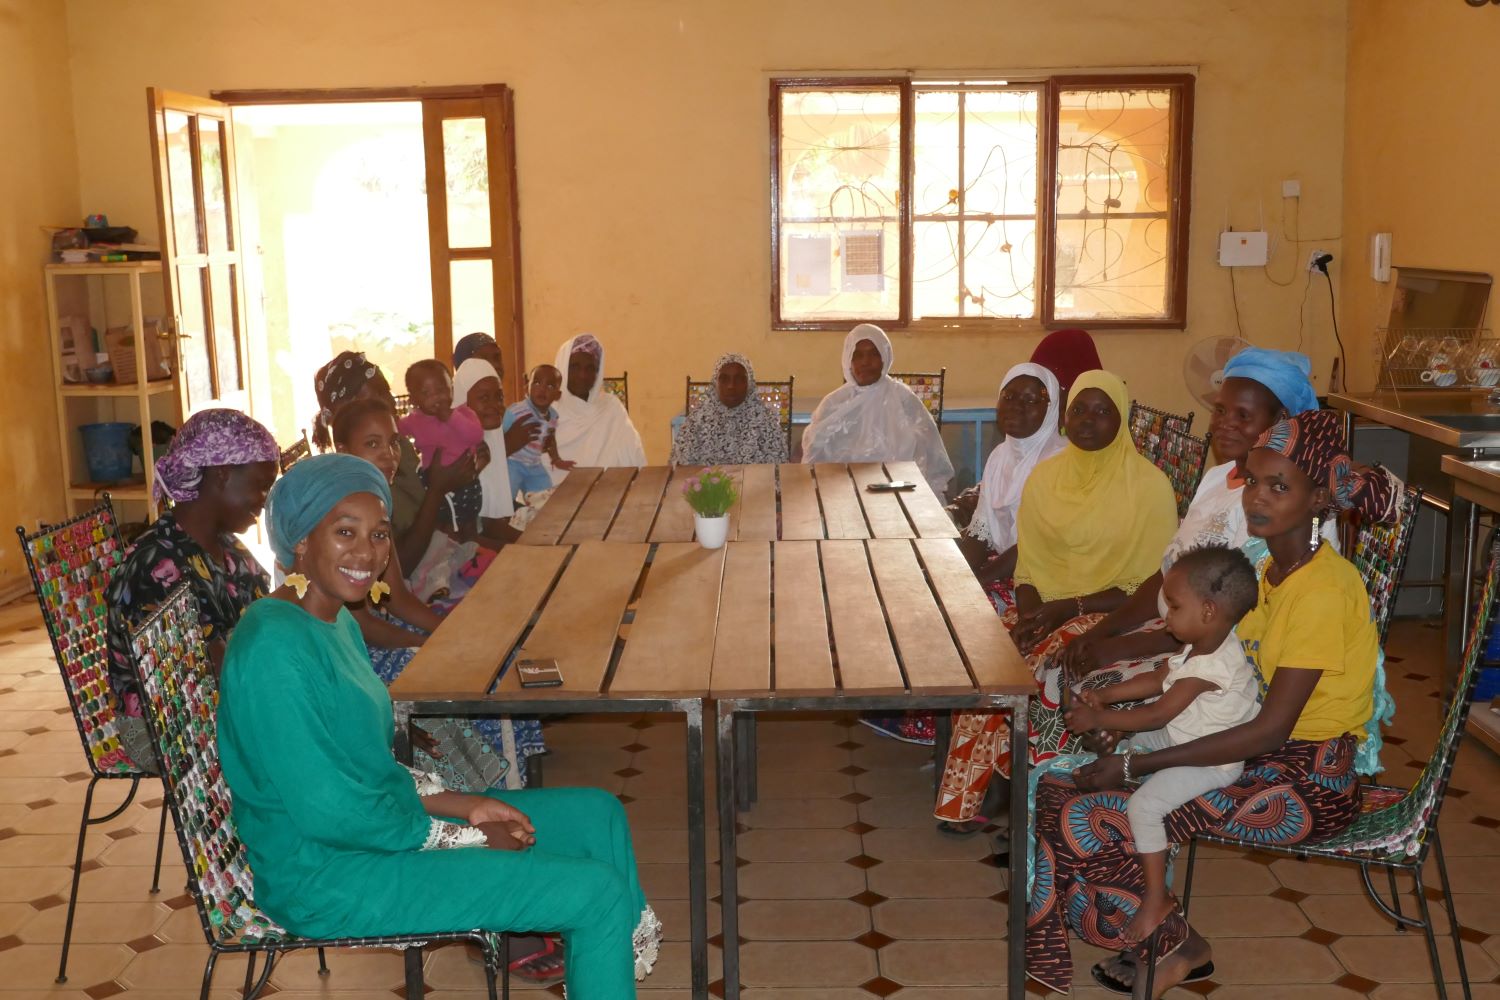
[1182,337,1252,409]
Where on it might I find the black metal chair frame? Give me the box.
[603,372,629,410]
[278,430,311,473]
[1127,400,1194,452]
[15,497,170,984]
[127,583,510,1000]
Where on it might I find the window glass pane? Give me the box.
[176,265,213,406]
[1054,87,1175,321]
[209,263,243,393]
[199,118,231,254]
[451,259,495,340]
[913,88,1039,318]
[778,88,901,323]
[164,111,201,255]
[443,118,490,249]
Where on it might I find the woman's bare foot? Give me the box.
[1142,928,1211,999]
[1123,893,1176,948]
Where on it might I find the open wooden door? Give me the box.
[148,89,252,416]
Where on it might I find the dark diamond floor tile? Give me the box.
[849,890,888,907]
[125,933,166,953]
[1301,926,1340,945]
[0,934,20,952]
[837,740,862,751]
[841,792,872,804]
[621,742,649,754]
[1473,815,1500,829]
[31,894,65,911]
[860,975,903,997]
[1460,926,1489,944]
[1271,886,1309,903]
[614,767,642,778]
[845,854,882,869]
[856,929,895,950]
[839,764,868,776]
[25,798,54,810]
[1335,972,1380,993]
[617,794,635,804]
[82,982,127,1000]
[105,827,137,840]
[163,893,195,910]
[629,719,653,730]
[845,820,876,835]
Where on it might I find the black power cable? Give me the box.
[1321,269,1347,392]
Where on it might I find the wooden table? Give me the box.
[517,461,961,545]
[393,467,1031,998]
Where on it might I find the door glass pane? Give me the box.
[164,111,201,255]
[209,264,243,393]
[176,265,213,406]
[451,259,495,339]
[199,117,232,254]
[443,118,490,249]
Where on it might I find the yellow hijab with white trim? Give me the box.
[1014,370,1178,602]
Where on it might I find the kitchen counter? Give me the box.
[1328,390,1500,449]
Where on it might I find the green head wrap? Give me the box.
[266,453,393,569]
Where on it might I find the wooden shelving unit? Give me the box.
[43,262,180,521]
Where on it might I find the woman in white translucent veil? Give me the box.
[801,324,954,498]
[550,333,646,482]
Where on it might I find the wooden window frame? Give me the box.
[770,73,1195,332]
[207,84,526,403]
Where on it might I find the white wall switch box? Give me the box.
[1282,179,1302,198]
[1371,232,1392,282]
[1218,230,1269,267]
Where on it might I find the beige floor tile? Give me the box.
[154,902,214,943]
[1428,820,1500,856]
[72,864,174,903]
[634,940,720,990]
[634,827,719,864]
[736,940,877,987]
[871,897,1006,940]
[850,738,932,770]
[119,942,238,991]
[0,753,84,779]
[748,718,855,744]
[269,946,407,991]
[0,832,107,868]
[754,742,850,772]
[638,861,720,900]
[420,939,497,991]
[1298,891,1422,936]
[1210,987,1366,1000]
[17,899,171,944]
[0,730,27,751]
[1372,983,1500,1000]
[736,861,867,900]
[736,828,860,863]
[1184,856,1281,895]
[862,826,995,862]
[737,898,869,941]
[740,991,871,999]
[11,800,147,836]
[0,864,70,902]
[0,941,134,989]
[857,795,943,829]
[649,896,721,940]
[879,991,1017,1000]
[0,900,38,936]
[0,710,72,733]
[879,938,1006,986]
[853,767,936,798]
[753,770,853,799]
[1208,935,1346,984]
[866,860,1002,899]
[1333,933,1497,983]
[739,797,857,830]
[96,832,180,867]
[1183,894,1310,937]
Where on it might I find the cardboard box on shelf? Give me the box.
[105,320,173,383]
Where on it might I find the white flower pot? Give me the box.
[694,513,730,549]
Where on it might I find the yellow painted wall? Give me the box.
[1344,1,1500,390]
[60,0,1348,462]
[0,0,79,594]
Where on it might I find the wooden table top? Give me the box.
[388,536,1032,705]
[517,463,961,546]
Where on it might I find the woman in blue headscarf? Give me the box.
[936,348,1331,832]
[218,454,660,997]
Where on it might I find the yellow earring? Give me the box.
[369,580,391,604]
[284,573,310,599]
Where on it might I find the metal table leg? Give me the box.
[1006,695,1029,997]
[716,701,742,1000]
[685,700,710,1000]
[1446,494,1479,703]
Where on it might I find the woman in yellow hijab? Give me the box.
[1010,370,1178,653]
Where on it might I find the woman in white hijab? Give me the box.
[801,324,954,497]
[551,333,646,482]
[958,362,1066,590]
[451,358,517,530]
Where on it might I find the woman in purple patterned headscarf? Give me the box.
[106,409,281,765]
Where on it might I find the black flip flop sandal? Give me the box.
[1090,954,1215,994]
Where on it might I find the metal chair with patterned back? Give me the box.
[1167,534,1500,1000]
[392,394,414,419]
[891,368,946,426]
[15,498,170,983]
[129,583,506,1000]
[1127,400,1195,461]
[603,373,629,410]
[684,374,796,451]
[278,430,312,474]
[1352,483,1425,646]
[1152,427,1212,518]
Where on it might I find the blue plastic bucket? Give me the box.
[78,422,136,482]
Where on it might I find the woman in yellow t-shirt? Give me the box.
[1025,408,1402,997]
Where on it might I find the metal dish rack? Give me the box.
[1376,327,1499,389]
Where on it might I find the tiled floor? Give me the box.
[1,594,1498,998]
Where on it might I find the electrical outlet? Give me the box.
[1282,179,1301,198]
[1308,249,1333,273]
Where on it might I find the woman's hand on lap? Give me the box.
[475,820,534,851]
[1073,754,1126,792]
[466,796,536,835]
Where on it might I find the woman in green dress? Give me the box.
[217,453,660,997]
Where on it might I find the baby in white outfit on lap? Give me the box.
[1063,543,1261,947]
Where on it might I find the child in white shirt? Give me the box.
[1064,543,1261,947]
